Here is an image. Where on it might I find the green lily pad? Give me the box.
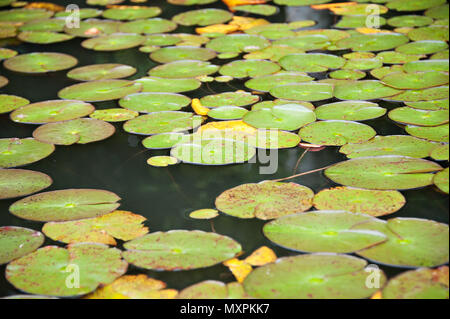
[279,53,345,73]
[215,181,314,220]
[388,107,449,126]
[168,0,217,5]
[249,129,301,149]
[3,52,78,74]
[55,8,102,20]
[387,15,434,28]
[119,92,191,113]
[0,48,17,60]
[264,211,387,253]
[354,217,449,267]
[434,167,449,194]
[0,226,44,265]
[10,100,94,124]
[270,82,334,102]
[243,104,316,131]
[67,64,136,81]
[243,253,386,299]
[313,187,406,217]
[252,99,314,111]
[371,65,404,79]
[382,71,449,90]
[206,34,270,53]
[6,243,127,297]
[87,0,125,4]
[325,155,443,190]
[0,8,53,23]
[382,267,449,299]
[245,72,313,92]
[150,46,217,63]
[342,58,382,71]
[58,80,142,102]
[232,4,278,16]
[329,69,366,80]
[0,138,55,168]
[81,33,145,51]
[200,91,259,108]
[42,210,148,245]
[406,124,449,142]
[147,155,179,167]
[102,6,161,20]
[119,18,177,34]
[0,169,52,200]
[0,94,30,114]
[89,108,138,122]
[335,15,387,29]
[143,34,181,47]
[219,59,280,79]
[396,40,448,55]
[172,9,232,27]
[430,143,449,161]
[173,33,210,46]
[334,80,402,100]
[387,0,446,12]
[273,35,331,51]
[207,106,248,120]
[124,111,201,135]
[376,51,424,64]
[0,75,8,88]
[340,135,438,159]
[431,50,449,60]
[403,60,449,73]
[170,137,256,165]
[0,24,16,38]
[142,133,185,149]
[408,26,449,42]
[33,118,115,146]
[64,19,121,38]
[336,33,409,52]
[9,189,121,222]
[123,230,241,271]
[0,0,14,7]
[315,101,386,121]
[406,99,449,111]
[299,120,376,146]
[243,45,305,62]
[148,60,219,78]
[17,31,74,44]
[425,3,449,19]
[387,86,449,102]
[136,76,201,93]
[189,208,219,220]
[274,0,331,5]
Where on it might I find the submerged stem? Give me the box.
[272,163,336,182]
[293,149,309,174]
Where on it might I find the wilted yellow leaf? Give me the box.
[311,2,356,10]
[370,291,383,299]
[192,98,210,116]
[198,120,257,135]
[432,266,449,287]
[24,2,64,11]
[230,16,269,31]
[223,258,253,283]
[222,0,267,10]
[356,28,393,34]
[244,246,277,266]
[196,24,239,35]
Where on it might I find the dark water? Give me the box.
[0,1,448,297]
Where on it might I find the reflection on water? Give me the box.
[0,1,448,297]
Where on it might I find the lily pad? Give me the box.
[148,60,219,78]
[279,53,345,73]
[215,181,314,220]
[243,253,386,299]
[136,76,201,93]
[172,9,232,27]
[123,230,241,270]
[335,15,386,29]
[325,155,443,190]
[11,100,95,124]
[371,65,404,79]
[9,189,121,222]
[42,210,148,245]
[376,51,424,64]
[387,86,449,102]
[299,120,376,146]
[89,108,138,122]
[329,69,366,80]
[200,91,259,108]
[0,8,53,23]
[387,15,434,28]
[0,169,52,200]
[406,124,449,142]
[0,226,44,265]
[67,64,136,81]
[58,80,142,102]
[408,26,449,42]
[342,58,382,71]
[406,99,449,111]
[336,33,409,52]
[245,72,313,92]
[219,59,280,79]
[0,94,30,114]
[206,34,270,53]
[55,8,102,20]
[189,208,219,220]
[119,92,191,113]
[18,31,74,44]
[142,133,185,149]
[382,71,449,90]
[430,143,449,161]
[263,211,387,253]
[3,52,78,74]
[143,34,181,47]
[177,280,249,299]
[232,5,278,16]
[207,106,248,120]
[340,135,438,159]
[0,138,55,168]
[387,0,447,12]
[425,3,449,19]
[354,217,449,267]
[81,33,145,51]
[396,40,448,55]
[313,187,406,217]
[403,60,449,73]
[243,104,316,131]
[0,48,17,60]
[168,0,217,5]
[150,46,217,63]
[273,35,331,51]
[388,107,449,126]
[119,18,177,34]
[270,82,334,102]
[243,45,306,62]
[434,167,449,194]
[65,19,121,38]
[102,6,161,20]
[334,80,401,100]
[249,130,301,149]
[6,243,127,297]
[315,101,386,121]
[147,156,179,167]
[124,111,201,135]
[33,118,115,146]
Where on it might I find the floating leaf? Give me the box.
[67,64,136,81]
[244,246,277,266]
[17,31,74,44]
[334,80,401,100]
[0,94,30,114]
[354,217,449,267]
[335,15,386,29]
[314,101,386,121]
[124,111,201,135]
[200,91,259,108]
[408,26,449,42]
[0,169,52,200]
[0,138,55,168]
[264,211,387,253]
[299,120,376,146]
[223,258,253,283]
[279,53,345,73]
[387,15,433,28]
[313,187,406,217]
[342,58,382,71]
[336,33,409,52]
[123,230,242,271]
[150,46,217,63]
[382,71,449,90]
[42,210,148,245]
[10,189,121,222]
[81,33,145,51]
[0,226,44,265]
[243,253,386,299]
[325,155,443,190]
[388,86,449,102]
[403,60,449,73]
[6,243,127,297]
[33,118,115,146]
[434,167,449,194]
[89,108,138,122]
[0,8,53,23]
[370,65,404,80]
[119,92,190,113]
[55,8,102,19]
[172,9,233,26]
[430,143,449,161]
[189,208,219,219]
[232,4,278,16]
[329,69,366,80]
[147,155,179,167]
[388,107,449,127]
[406,99,449,111]
[396,40,448,55]
[425,3,449,19]
[3,52,78,74]
[102,6,161,20]
[0,48,17,60]
[58,80,142,102]
[206,34,270,53]
[245,72,313,92]
[270,82,334,102]
[143,34,181,46]
[177,280,248,299]
[119,18,177,34]
[406,124,449,142]
[148,60,219,78]
[376,51,424,64]
[65,19,121,38]
[219,59,280,78]
[136,76,201,93]
[215,181,314,220]
[207,106,248,120]
[387,0,447,12]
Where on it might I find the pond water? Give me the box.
[0,0,448,298]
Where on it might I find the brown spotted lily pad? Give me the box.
[0,169,52,200]
[0,138,55,168]
[0,226,44,265]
